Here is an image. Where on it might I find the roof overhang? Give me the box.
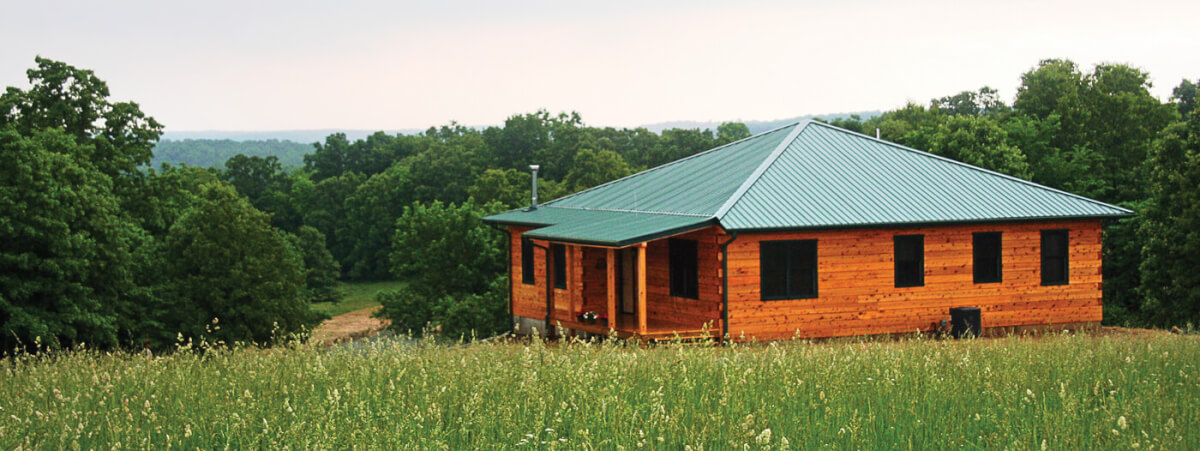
[483,206,716,247]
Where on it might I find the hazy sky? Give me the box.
[3,0,1198,132]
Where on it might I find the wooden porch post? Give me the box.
[637,242,647,335]
[606,248,616,331]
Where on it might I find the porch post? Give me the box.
[637,242,647,335]
[606,248,616,331]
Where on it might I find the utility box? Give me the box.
[950,307,982,339]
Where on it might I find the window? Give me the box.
[973,232,1002,283]
[551,243,566,289]
[894,234,924,287]
[669,239,699,299]
[760,240,818,300]
[521,238,535,285]
[1041,229,1069,285]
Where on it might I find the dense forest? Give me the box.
[2,56,1198,353]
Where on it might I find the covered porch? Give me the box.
[499,208,725,341]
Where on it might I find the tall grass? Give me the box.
[2,332,1197,449]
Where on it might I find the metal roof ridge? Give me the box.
[536,205,713,218]
[544,121,803,207]
[713,120,813,219]
[804,121,1134,215]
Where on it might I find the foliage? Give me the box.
[156,183,324,346]
[339,163,414,280]
[287,226,342,303]
[2,333,1198,448]
[389,200,506,299]
[377,200,508,337]
[1139,114,1200,326]
[0,127,141,351]
[563,148,635,192]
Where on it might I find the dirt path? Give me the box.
[312,306,390,346]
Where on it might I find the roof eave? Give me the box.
[522,218,718,248]
[721,213,1135,234]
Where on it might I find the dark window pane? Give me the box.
[552,243,566,289]
[521,238,535,285]
[973,232,1002,283]
[1041,230,1069,285]
[761,242,788,299]
[894,235,924,287]
[761,240,818,300]
[669,239,699,299]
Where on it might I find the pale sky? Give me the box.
[2,0,1198,132]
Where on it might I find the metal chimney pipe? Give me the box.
[876,128,881,139]
[528,164,540,211]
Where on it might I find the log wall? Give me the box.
[724,220,1104,340]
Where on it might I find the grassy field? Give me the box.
[2,332,1197,449]
[311,280,406,318]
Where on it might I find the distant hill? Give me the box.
[152,111,883,168]
[640,111,882,134]
[150,139,314,169]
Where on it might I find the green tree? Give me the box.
[294,171,365,270]
[1173,79,1198,120]
[716,122,751,144]
[0,57,162,196]
[378,200,508,338]
[1139,115,1200,326]
[564,148,634,192]
[469,168,531,209]
[157,183,323,345]
[340,163,415,280]
[923,115,1032,179]
[0,127,142,351]
[288,226,342,303]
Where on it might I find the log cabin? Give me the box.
[482,121,1131,341]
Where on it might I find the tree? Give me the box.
[287,226,342,303]
[469,168,531,209]
[1139,115,1200,326]
[0,127,141,351]
[340,163,415,280]
[378,200,508,338]
[564,148,634,192]
[157,183,323,345]
[716,122,751,144]
[922,115,1032,179]
[294,171,365,270]
[933,86,1009,117]
[0,57,162,194]
[1173,79,1198,120]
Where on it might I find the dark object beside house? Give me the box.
[950,307,982,339]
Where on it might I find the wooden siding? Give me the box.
[642,227,722,328]
[724,220,1104,340]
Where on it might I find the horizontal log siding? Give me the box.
[725,220,1103,340]
[642,227,723,329]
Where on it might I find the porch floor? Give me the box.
[551,311,719,340]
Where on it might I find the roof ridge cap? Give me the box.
[804,121,1132,214]
[713,120,812,219]
[545,122,802,207]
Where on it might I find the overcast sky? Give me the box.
[2,0,1198,132]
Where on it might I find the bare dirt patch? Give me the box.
[312,306,390,346]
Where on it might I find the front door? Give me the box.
[619,248,638,314]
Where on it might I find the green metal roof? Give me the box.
[483,120,1132,244]
[489,207,714,247]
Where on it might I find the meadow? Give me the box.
[1,331,1197,449]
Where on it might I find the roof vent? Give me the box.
[528,164,540,211]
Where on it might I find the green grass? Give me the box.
[2,333,1198,449]
[311,280,407,318]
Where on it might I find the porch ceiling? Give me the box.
[488,206,714,247]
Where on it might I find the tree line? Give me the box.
[2,57,1198,353]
